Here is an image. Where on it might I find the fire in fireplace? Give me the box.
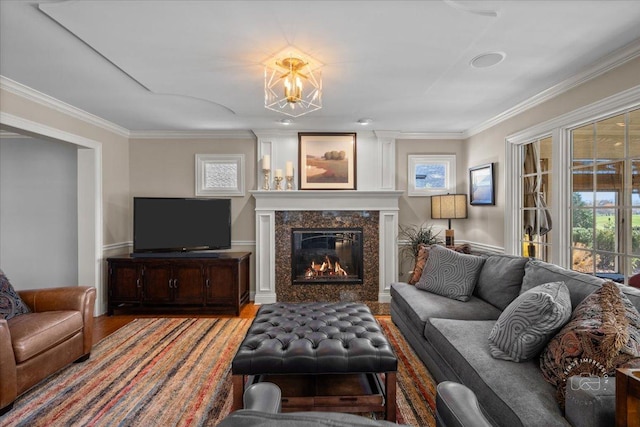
[291,228,364,284]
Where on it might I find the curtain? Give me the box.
[523,143,552,240]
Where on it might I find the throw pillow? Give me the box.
[415,245,485,302]
[0,269,31,320]
[540,281,640,407]
[488,281,571,362]
[408,244,431,285]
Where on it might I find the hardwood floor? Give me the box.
[92,303,260,344]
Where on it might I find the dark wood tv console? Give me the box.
[107,252,250,315]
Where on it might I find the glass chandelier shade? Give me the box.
[264,51,322,118]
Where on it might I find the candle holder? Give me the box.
[274,176,284,191]
[286,175,294,190]
[262,169,271,190]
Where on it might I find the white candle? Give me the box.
[275,169,283,178]
[286,161,293,177]
[262,155,270,170]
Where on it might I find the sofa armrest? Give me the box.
[0,319,18,413]
[565,376,615,427]
[436,381,493,427]
[18,286,96,354]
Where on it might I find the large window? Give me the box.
[570,109,640,282]
[506,92,639,285]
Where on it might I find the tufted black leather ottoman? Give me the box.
[231,302,398,421]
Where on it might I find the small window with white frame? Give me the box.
[407,154,456,196]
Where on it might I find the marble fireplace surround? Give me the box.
[251,190,402,304]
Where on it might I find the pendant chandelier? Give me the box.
[264,47,322,117]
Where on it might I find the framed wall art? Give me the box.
[407,154,456,196]
[195,154,245,197]
[298,132,356,190]
[469,163,495,205]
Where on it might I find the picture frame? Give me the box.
[298,132,357,190]
[407,154,456,197]
[469,163,495,205]
[195,154,245,197]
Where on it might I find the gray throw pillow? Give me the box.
[415,245,486,302]
[488,281,571,362]
[0,269,31,320]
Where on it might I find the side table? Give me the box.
[616,368,640,427]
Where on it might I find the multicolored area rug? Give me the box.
[1,317,435,426]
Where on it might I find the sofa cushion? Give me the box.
[390,282,502,334]
[488,282,571,362]
[540,281,640,406]
[521,260,606,309]
[416,246,486,302]
[475,255,527,310]
[425,318,568,427]
[8,311,83,363]
[0,269,31,320]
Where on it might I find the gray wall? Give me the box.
[0,136,78,289]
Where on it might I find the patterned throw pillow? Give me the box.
[0,269,31,320]
[488,281,571,362]
[408,244,431,285]
[415,245,485,301]
[540,281,640,406]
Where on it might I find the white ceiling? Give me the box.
[1,0,640,134]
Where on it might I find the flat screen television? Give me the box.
[133,197,231,255]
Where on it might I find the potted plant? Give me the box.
[398,223,443,265]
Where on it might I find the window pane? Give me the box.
[631,257,640,276]
[595,208,616,252]
[572,208,594,249]
[542,172,552,208]
[595,161,623,193]
[540,137,552,172]
[572,123,594,166]
[596,114,625,160]
[633,223,640,256]
[597,254,619,274]
[572,166,594,197]
[572,247,594,273]
[633,160,640,198]
[630,109,640,157]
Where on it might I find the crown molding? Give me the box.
[129,129,255,140]
[465,38,640,139]
[0,75,130,138]
[396,131,465,140]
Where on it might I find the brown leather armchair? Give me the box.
[0,286,96,414]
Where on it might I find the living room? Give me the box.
[2,1,640,426]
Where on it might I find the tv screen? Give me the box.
[133,197,231,253]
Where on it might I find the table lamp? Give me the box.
[431,194,468,246]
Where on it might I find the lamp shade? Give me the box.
[431,194,468,220]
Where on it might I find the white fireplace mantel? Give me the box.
[251,190,403,304]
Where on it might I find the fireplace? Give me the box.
[292,228,363,285]
[251,190,402,304]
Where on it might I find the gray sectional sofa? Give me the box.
[390,253,640,427]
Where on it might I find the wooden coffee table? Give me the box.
[617,368,640,427]
[245,373,394,416]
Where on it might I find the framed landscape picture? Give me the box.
[469,163,495,205]
[407,154,456,196]
[298,132,356,190]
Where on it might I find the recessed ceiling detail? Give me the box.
[2,1,638,132]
